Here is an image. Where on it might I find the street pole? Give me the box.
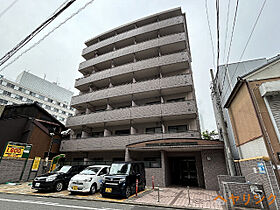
[210,69,236,176]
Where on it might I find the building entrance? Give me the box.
[169,157,198,187]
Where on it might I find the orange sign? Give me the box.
[3,144,25,158]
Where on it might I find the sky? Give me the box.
[0,0,279,131]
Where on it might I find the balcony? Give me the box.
[71,74,192,107]
[66,100,197,128]
[75,51,190,90]
[82,15,186,59]
[79,32,187,74]
[60,130,201,152]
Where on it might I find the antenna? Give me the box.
[43,74,46,80]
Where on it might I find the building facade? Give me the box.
[61,8,227,189]
[0,71,75,124]
[223,56,280,209]
[0,103,66,159]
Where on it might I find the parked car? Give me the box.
[68,165,110,194]
[100,162,146,198]
[32,165,86,192]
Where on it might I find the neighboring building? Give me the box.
[211,57,272,160]
[223,55,280,209]
[0,71,75,124]
[60,8,227,190]
[0,103,66,159]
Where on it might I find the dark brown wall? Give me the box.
[28,125,60,159]
[0,117,31,155]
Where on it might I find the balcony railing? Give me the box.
[66,100,197,128]
[75,51,190,89]
[79,32,187,73]
[83,15,185,58]
[72,74,192,107]
[60,130,201,152]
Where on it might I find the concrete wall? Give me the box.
[201,149,228,190]
[0,158,48,184]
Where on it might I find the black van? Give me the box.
[100,162,146,198]
[32,165,86,192]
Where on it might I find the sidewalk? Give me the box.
[0,182,224,209]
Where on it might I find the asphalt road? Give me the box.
[0,193,183,210]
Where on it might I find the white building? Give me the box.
[0,71,75,124]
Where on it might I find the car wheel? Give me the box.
[125,186,131,198]
[90,184,97,195]
[55,182,63,192]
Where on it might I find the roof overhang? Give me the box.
[126,138,224,151]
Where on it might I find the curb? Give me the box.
[0,190,219,210]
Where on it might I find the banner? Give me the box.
[3,144,25,158]
[31,157,41,171]
[3,142,32,158]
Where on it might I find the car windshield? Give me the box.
[80,167,101,175]
[109,163,131,175]
[53,166,72,173]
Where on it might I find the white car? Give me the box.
[68,165,110,194]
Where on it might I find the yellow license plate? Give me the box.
[72,186,78,190]
[105,188,112,193]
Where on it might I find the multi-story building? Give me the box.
[61,8,227,189]
[0,71,75,124]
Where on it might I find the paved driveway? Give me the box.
[0,183,224,209]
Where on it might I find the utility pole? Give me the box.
[210,69,236,176]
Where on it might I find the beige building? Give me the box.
[61,8,227,189]
[224,56,280,209]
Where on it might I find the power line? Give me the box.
[222,0,231,63]
[0,0,95,73]
[215,0,220,72]
[236,0,267,65]
[220,0,240,92]
[221,0,267,98]
[0,0,77,67]
[0,0,19,19]
[204,0,216,70]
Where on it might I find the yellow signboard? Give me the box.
[31,157,41,171]
[3,144,25,158]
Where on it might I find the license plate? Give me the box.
[35,183,40,187]
[72,186,78,190]
[105,188,112,193]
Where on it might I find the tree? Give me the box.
[202,130,218,140]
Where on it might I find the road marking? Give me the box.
[0,198,119,210]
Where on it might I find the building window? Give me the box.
[29,91,36,97]
[166,98,185,103]
[144,158,161,168]
[145,127,162,134]
[7,83,15,89]
[68,113,73,117]
[168,125,188,133]
[26,98,33,103]
[15,94,23,100]
[0,99,8,104]
[47,98,53,103]
[45,105,51,110]
[145,100,161,105]
[62,111,66,114]
[3,90,11,96]
[18,87,22,92]
[53,108,59,112]
[115,129,130,136]
[63,104,67,108]
[92,131,104,137]
[38,95,45,100]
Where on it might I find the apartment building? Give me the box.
[0,71,75,124]
[61,8,227,189]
